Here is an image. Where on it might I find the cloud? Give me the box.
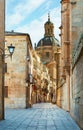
[15,6,61,47]
[14,0,46,15]
[6,0,46,28]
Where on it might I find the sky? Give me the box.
[6,0,61,47]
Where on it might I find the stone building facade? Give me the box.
[0,0,5,120]
[70,0,83,129]
[35,14,61,103]
[5,31,33,108]
[56,0,71,111]
[57,0,83,129]
[32,50,50,103]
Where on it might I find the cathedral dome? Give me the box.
[37,36,59,47]
[36,13,60,48]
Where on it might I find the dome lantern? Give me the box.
[44,13,54,37]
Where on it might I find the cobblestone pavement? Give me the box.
[0,103,81,130]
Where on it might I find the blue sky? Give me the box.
[6,0,61,46]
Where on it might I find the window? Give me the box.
[46,52,49,58]
[4,86,8,98]
[4,63,7,73]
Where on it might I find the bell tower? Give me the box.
[44,13,54,37]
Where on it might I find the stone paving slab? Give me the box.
[0,103,81,130]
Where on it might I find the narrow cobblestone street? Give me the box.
[0,103,80,130]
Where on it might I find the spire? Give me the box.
[48,12,50,22]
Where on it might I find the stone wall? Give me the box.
[70,47,83,129]
[56,0,70,111]
[57,75,70,111]
[0,0,5,119]
[71,0,83,67]
[70,0,83,129]
[61,79,70,111]
[57,0,83,129]
[5,34,31,108]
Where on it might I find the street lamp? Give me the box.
[8,44,15,56]
[0,44,15,59]
[5,44,15,59]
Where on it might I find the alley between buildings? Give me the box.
[0,103,80,130]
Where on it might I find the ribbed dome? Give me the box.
[37,36,59,47]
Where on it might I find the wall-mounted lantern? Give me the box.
[0,44,15,60]
[7,44,15,58]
